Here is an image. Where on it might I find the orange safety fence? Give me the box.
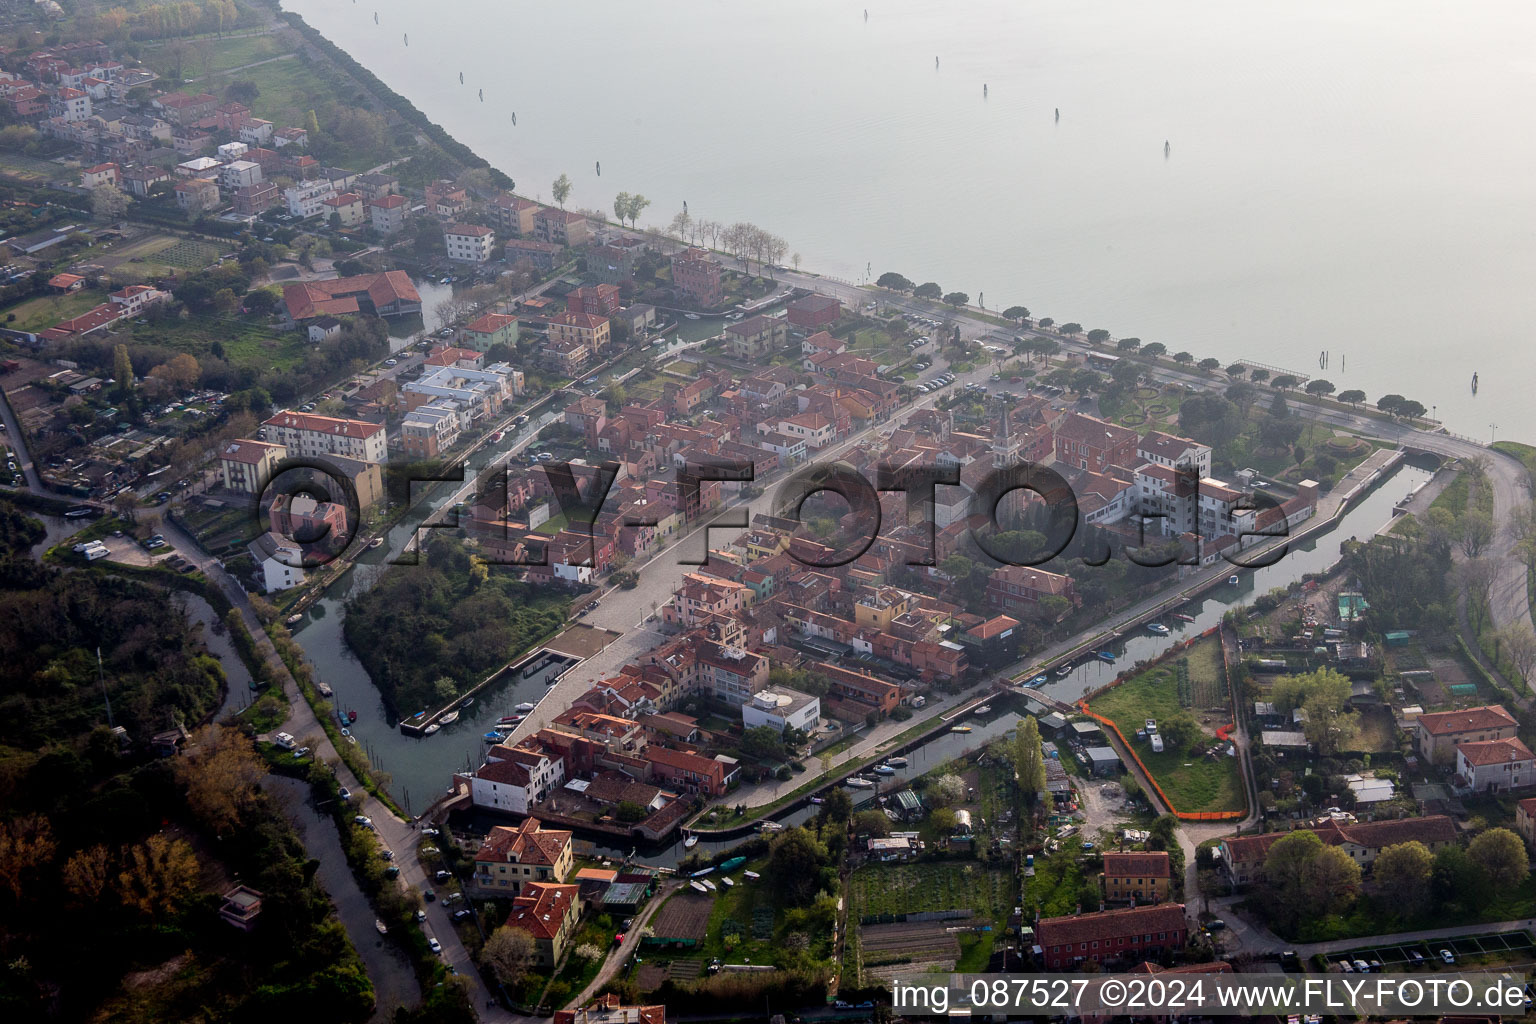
[1074,621,1248,823]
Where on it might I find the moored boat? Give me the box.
[515,702,536,713]
[845,776,874,788]
[439,711,459,726]
[951,725,973,734]
[484,732,503,743]
[886,756,908,768]
[872,764,896,775]
[1096,651,1116,663]
[1028,673,1049,686]
[690,880,709,894]
[375,919,387,935]
[1174,613,1196,622]
[1147,623,1170,636]
[973,705,991,715]
[683,834,698,848]
[424,723,440,735]
[743,870,760,881]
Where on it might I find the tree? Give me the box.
[1002,305,1030,321]
[481,925,536,986]
[766,827,828,906]
[1173,351,1193,365]
[820,787,853,824]
[61,843,111,906]
[1197,357,1221,372]
[1157,711,1202,754]
[1459,510,1493,558]
[1011,716,1047,806]
[942,291,969,307]
[91,182,128,221]
[791,251,802,271]
[1338,389,1366,407]
[1397,399,1426,420]
[1305,845,1362,918]
[851,809,890,838]
[1468,828,1529,890]
[551,173,572,209]
[1263,830,1360,929]
[612,191,631,224]
[740,725,787,761]
[1087,328,1111,344]
[0,814,55,901]
[1496,623,1536,684]
[1142,342,1166,358]
[116,834,199,917]
[1058,322,1082,335]
[1271,374,1300,390]
[1224,381,1258,416]
[1037,317,1055,328]
[927,774,967,807]
[1377,394,1405,417]
[175,727,266,833]
[150,352,201,392]
[1305,379,1336,398]
[1373,841,1434,916]
[1225,363,1246,378]
[913,282,942,300]
[623,193,650,228]
[112,343,134,398]
[1116,336,1141,352]
[876,272,913,292]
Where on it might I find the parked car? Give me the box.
[353,815,373,829]
[428,938,442,954]
[1440,949,1455,964]
[453,908,472,920]
[435,870,452,882]
[338,786,351,802]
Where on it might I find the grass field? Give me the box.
[126,316,308,371]
[1088,645,1245,813]
[6,289,104,331]
[105,234,222,278]
[139,33,294,80]
[850,863,1013,923]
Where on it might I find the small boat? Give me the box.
[317,682,334,698]
[497,715,520,725]
[1096,651,1116,663]
[872,764,896,776]
[1055,107,1060,122]
[845,776,874,789]
[424,723,440,735]
[886,756,908,768]
[514,702,536,713]
[721,876,734,888]
[344,733,357,745]
[720,857,745,871]
[702,879,716,891]
[438,711,459,725]
[983,83,988,96]
[684,313,700,320]
[1165,140,1170,156]
[1028,674,1049,686]
[459,71,464,84]
[1174,613,1196,623]
[347,709,358,722]
[368,537,383,549]
[743,870,760,881]
[595,160,601,176]
[478,89,483,102]
[375,918,387,935]
[403,33,407,45]
[1147,623,1170,636]
[460,698,474,709]
[484,732,503,743]
[690,880,708,894]
[340,727,350,737]
[759,822,784,834]
[286,614,303,626]
[374,12,378,24]
[691,866,714,877]
[973,705,991,716]
[490,431,505,443]
[683,834,698,849]
[1228,575,1241,586]
[65,507,93,517]
[1056,664,1074,678]
[951,725,973,734]
[511,112,516,125]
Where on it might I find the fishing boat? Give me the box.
[690,880,708,894]
[1056,664,1074,678]
[439,711,459,726]
[317,682,334,698]
[484,732,503,743]
[872,764,896,776]
[1096,651,1117,663]
[375,919,387,935]
[973,705,992,716]
[1029,674,1049,686]
[286,613,303,626]
[1174,613,1196,623]
[683,834,698,849]
[886,756,908,768]
[424,723,440,735]
[845,776,874,789]
[1147,623,1170,636]
[743,870,760,881]
[950,725,973,734]
[515,702,536,713]
[720,857,746,871]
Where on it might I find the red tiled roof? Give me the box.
[1457,737,1535,767]
[1417,705,1517,736]
[262,410,384,440]
[281,271,420,320]
[1102,851,1172,879]
[446,222,493,237]
[465,312,516,334]
[220,438,284,465]
[506,882,579,940]
[370,193,408,209]
[1037,904,1186,947]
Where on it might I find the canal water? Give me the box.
[285,445,1426,863]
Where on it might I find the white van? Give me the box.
[273,732,296,751]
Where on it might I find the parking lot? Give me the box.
[1329,930,1536,973]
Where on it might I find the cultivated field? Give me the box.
[647,892,711,945]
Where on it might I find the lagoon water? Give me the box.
[289,0,1536,439]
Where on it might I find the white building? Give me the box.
[402,362,519,420]
[1138,431,1212,478]
[470,746,566,814]
[216,141,249,161]
[249,532,304,592]
[742,688,820,734]
[285,179,338,219]
[262,410,387,463]
[220,159,262,190]
[444,223,494,263]
[1455,737,1536,796]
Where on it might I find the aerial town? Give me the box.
[1,2,1535,1024]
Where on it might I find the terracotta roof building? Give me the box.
[1416,704,1518,764]
[1036,904,1188,970]
[472,818,574,896]
[1102,851,1172,903]
[281,271,422,321]
[504,882,581,965]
